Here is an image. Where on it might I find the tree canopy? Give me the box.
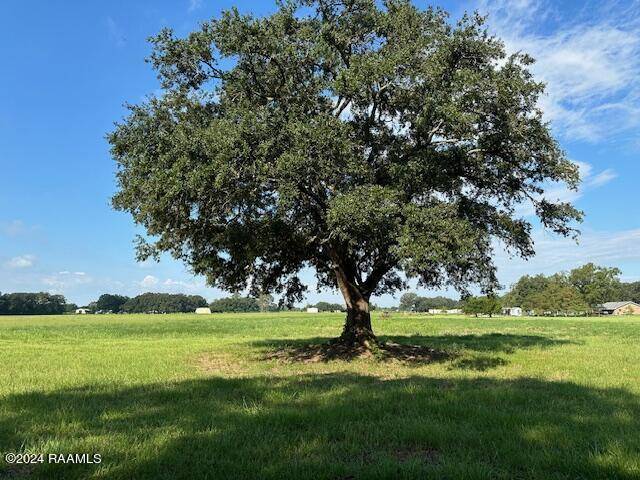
[568,263,621,308]
[0,292,68,315]
[313,301,345,312]
[122,293,207,313]
[620,282,640,304]
[398,292,459,311]
[209,295,260,312]
[109,0,581,346]
[96,294,130,313]
[463,295,501,317]
[503,263,623,314]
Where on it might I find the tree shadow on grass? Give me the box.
[255,333,575,370]
[261,338,451,364]
[0,373,638,479]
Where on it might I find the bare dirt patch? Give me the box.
[194,352,247,375]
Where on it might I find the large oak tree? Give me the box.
[109,0,581,347]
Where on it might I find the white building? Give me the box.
[502,307,523,317]
[195,307,212,314]
[75,308,91,314]
[306,307,319,313]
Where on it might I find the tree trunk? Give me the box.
[333,263,377,348]
[340,297,375,347]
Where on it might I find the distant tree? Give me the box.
[0,292,67,315]
[63,303,78,313]
[568,263,622,308]
[463,297,484,317]
[110,0,582,348]
[123,293,207,313]
[619,281,640,303]
[209,295,260,313]
[399,293,459,311]
[96,294,130,313]
[528,281,587,315]
[414,296,460,312]
[257,293,275,312]
[504,274,550,307]
[463,295,501,317]
[399,293,419,311]
[505,268,614,314]
[483,296,502,317]
[314,301,345,312]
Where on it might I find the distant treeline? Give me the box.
[310,302,345,312]
[210,297,346,313]
[3,263,638,316]
[95,293,281,313]
[398,263,640,316]
[87,293,207,313]
[503,263,640,313]
[210,295,260,312]
[0,292,75,315]
[120,293,207,313]
[398,294,461,312]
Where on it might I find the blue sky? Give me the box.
[1,0,639,306]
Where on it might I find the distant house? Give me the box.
[502,307,523,317]
[195,307,212,314]
[427,309,443,314]
[306,307,319,313]
[445,309,463,314]
[597,301,640,315]
[75,308,91,314]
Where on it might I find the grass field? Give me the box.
[1,312,639,479]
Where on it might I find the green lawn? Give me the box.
[1,312,639,479]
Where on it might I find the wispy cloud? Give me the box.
[42,271,92,288]
[587,169,618,188]
[495,227,640,289]
[0,220,38,237]
[163,278,205,292]
[479,0,640,144]
[188,0,202,13]
[515,160,616,217]
[1,220,26,237]
[5,255,36,269]
[106,16,126,47]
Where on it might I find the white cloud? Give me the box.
[188,0,202,13]
[163,278,205,292]
[515,160,616,217]
[106,16,125,47]
[42,271,92,288]
[495,227,640,289]
[1,220,28,237]
[587,169,618,188]
[5,255,35,269]
[479,0,640,143]
[139,275,159,287]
